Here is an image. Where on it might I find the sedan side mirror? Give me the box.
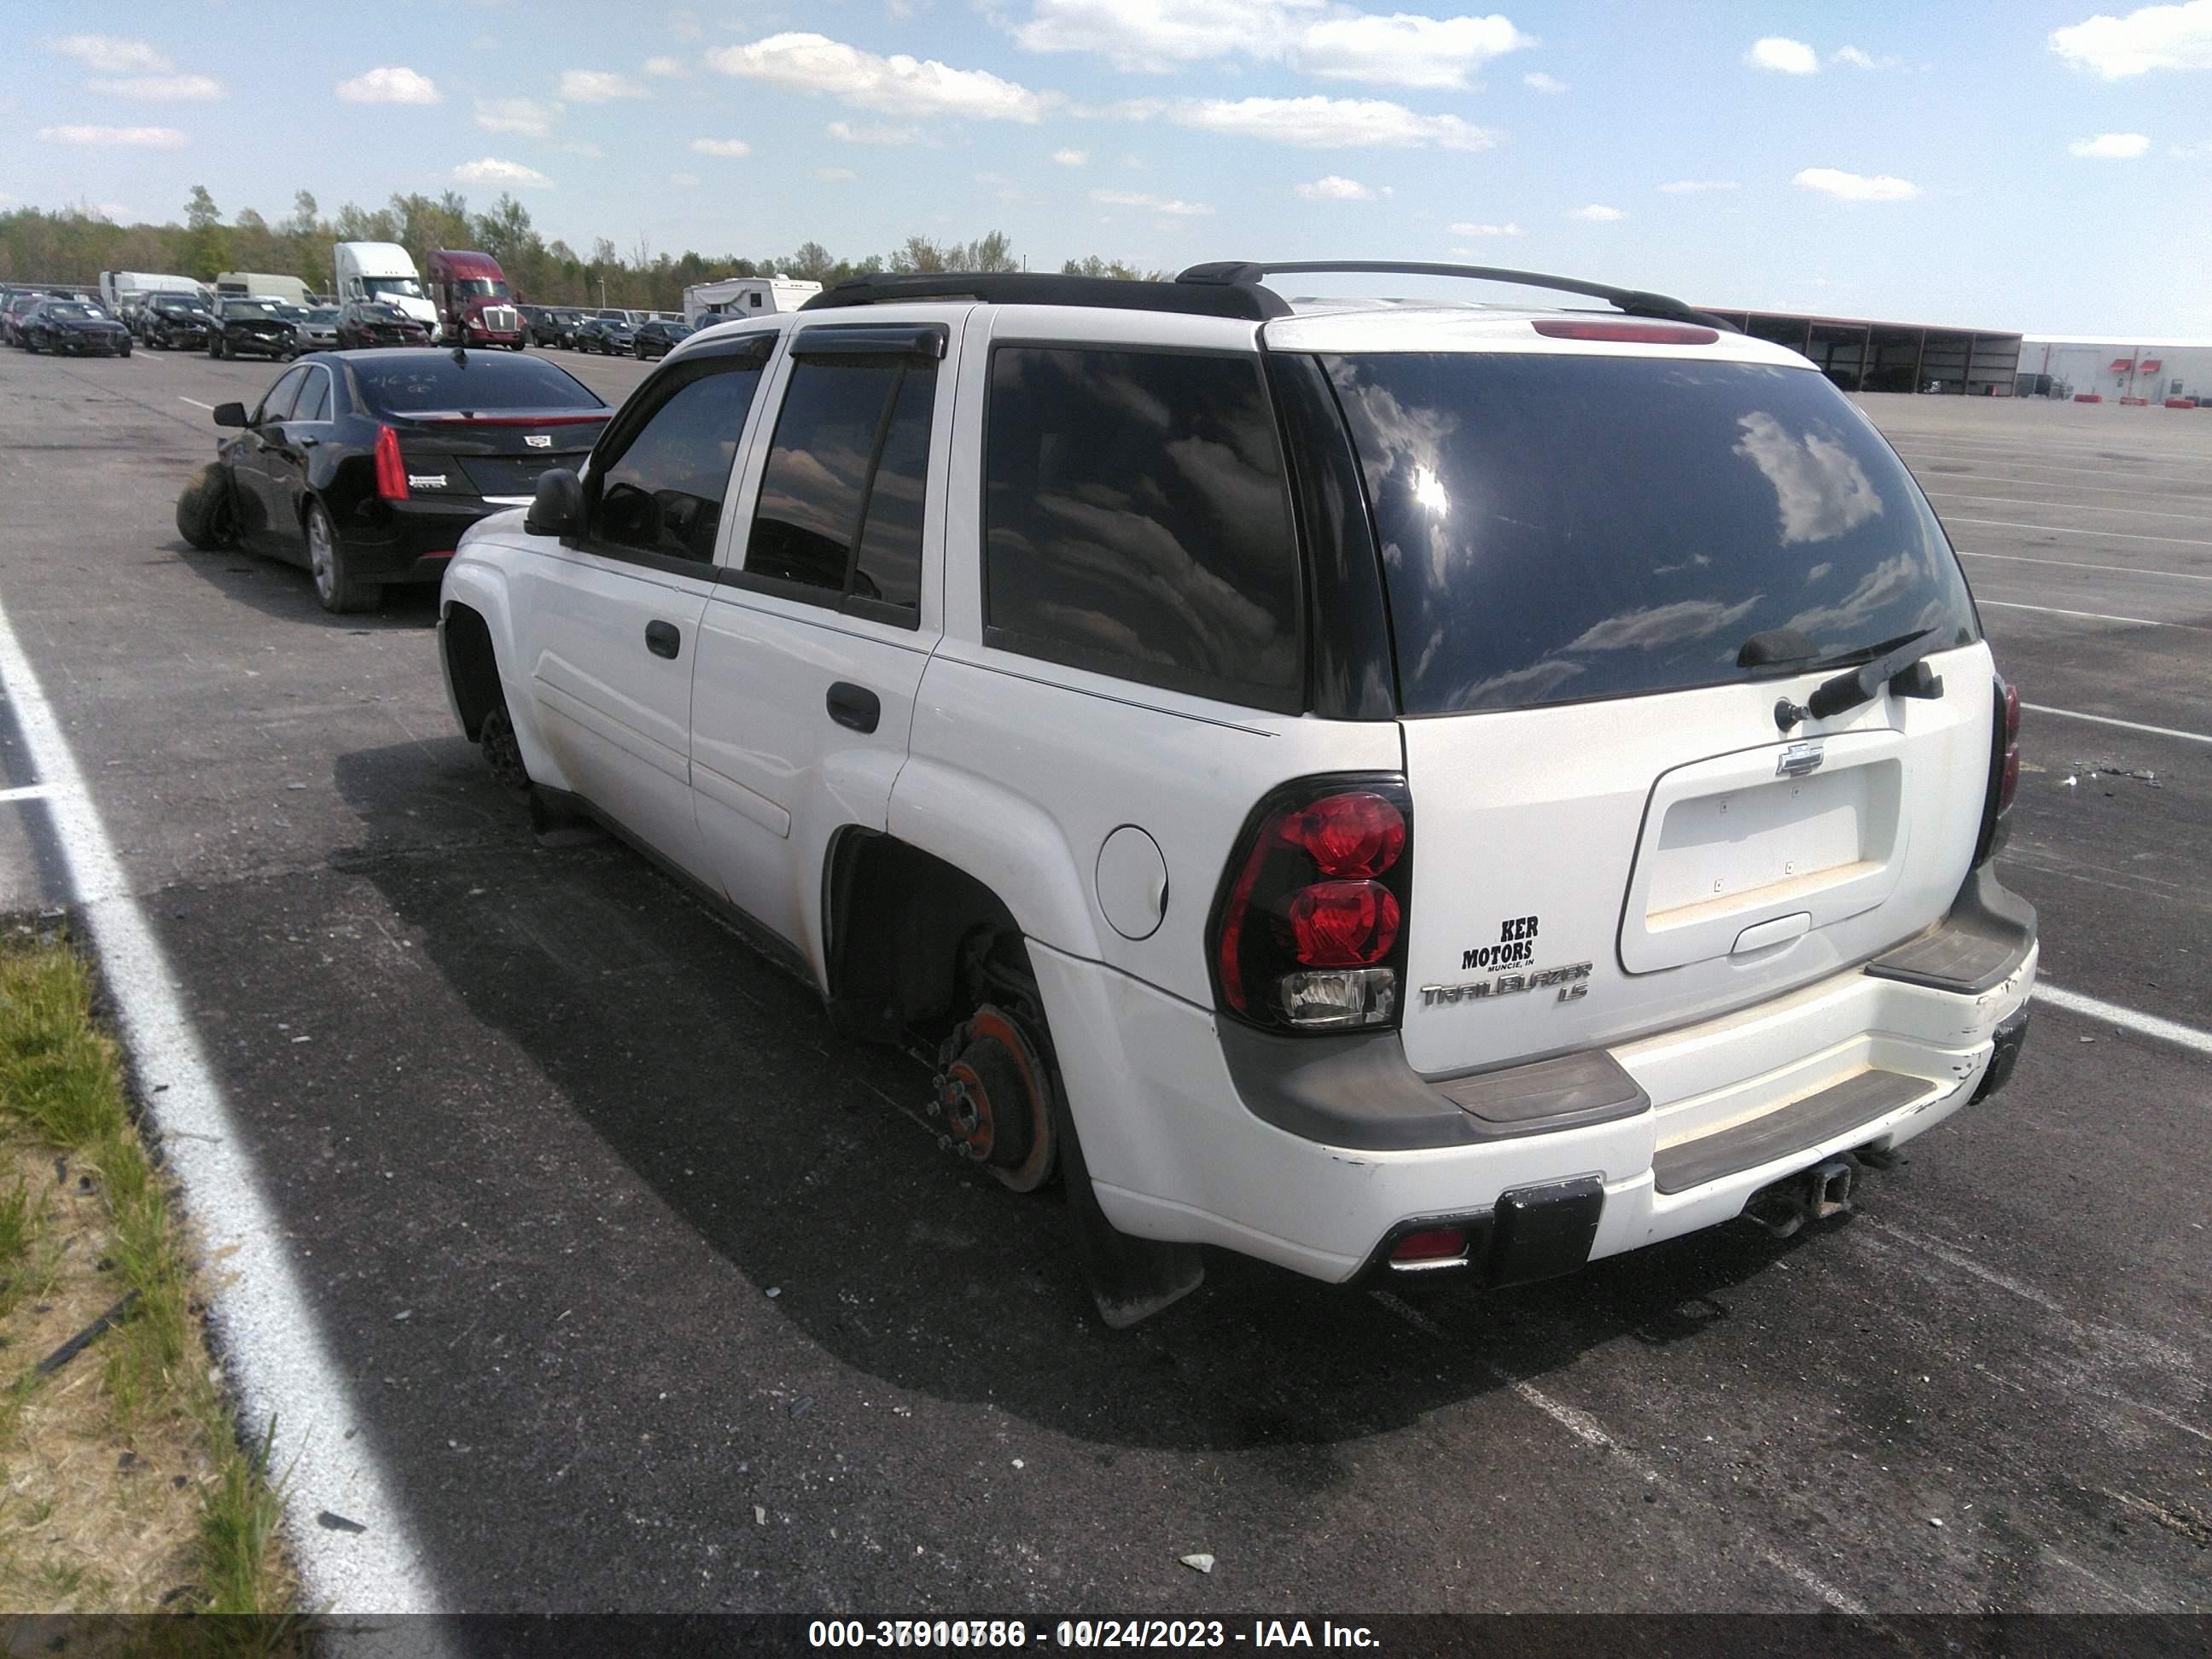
[212,402,248,428]
[526,468,584,538]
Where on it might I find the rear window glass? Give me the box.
[1326,354,1978,714]
[353,354,603,414]
[983,346,1301,709]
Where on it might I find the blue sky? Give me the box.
[7,0,2212,334]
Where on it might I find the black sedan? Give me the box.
[573,316,635,354]
[632,319,694,359]
[173,350,611,612]
[140,295,214,350]
[20,300,133,357]
[335,300,431,350]
[207,298,296,360]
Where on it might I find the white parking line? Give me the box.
[1979,600,2212,632]
[2023,705,2212,746]
[0,597,442,1615]
[2036,985,2212,1057]
[177,396,213,410]
[0,783,55,804]
[1948,516,2212,550]
[1959,549,2212,585]
[1931,492,2212,526]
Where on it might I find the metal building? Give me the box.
[2011,336,2212,404]
[1699,308,2023,396]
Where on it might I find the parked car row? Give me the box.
[2,284,108,347]
[517,305,693,358]
[13,296,133,357]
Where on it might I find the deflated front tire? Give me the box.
[174,464,236,550]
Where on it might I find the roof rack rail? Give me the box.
[800,271,1289,321]
[1176,261,1738,329]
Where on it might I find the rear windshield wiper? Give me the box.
[1774,626,1949,732]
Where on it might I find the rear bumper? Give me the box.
[337,498,515,583]
[1038,877,2037,1285]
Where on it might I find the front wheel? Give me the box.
[478,703,533,800]
[306,500,379,614]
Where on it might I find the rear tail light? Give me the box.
[1389,1227,1470,1269]
[1210,777,1413,1033]
[374,424,408,501]
[1976,676,2021,864]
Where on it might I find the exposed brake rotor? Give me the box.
[930,1004,1057,1192]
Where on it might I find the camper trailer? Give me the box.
[681,275,824,326]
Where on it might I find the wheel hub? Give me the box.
[932,1004,1056,1192]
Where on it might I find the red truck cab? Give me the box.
[426,249,525,349]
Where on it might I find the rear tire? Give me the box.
[478,703,533,800]
[306,500,379,614]
[174,463,236,550]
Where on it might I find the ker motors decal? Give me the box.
[1462,913,1540,973]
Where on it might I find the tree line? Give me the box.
[0,188,1156,308]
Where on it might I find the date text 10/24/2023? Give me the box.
[806,1619,1382,1650]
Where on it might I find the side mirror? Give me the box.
[212,402,248,428]
[525,468,583,538]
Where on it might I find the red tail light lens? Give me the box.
[1976,675,2021,864]
[1211,777,1413,1033]
[1390,1227,1469,1267]
[1289,881,1401,966]
[373,424,408,501]
[1285,791,1406,877]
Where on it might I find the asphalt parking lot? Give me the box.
[0,342,2203,1620]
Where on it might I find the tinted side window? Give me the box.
[591,358,768,563]
[982,346,1301,710]
[745,357,935,620]
[257,366,307,424]
[293,367,331,423]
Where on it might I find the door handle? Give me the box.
[297,435,319,447]
[644,620,681,659]
[825,682,881,734]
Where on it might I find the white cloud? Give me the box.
[85,74,222,100]
[476,96,558,137]
[2173,137,2212,154]
[711,32,1054,121]
[1295,174,1376,200]
[2052,0,2212,78]
[816,166,857,181]
[669,172,700,188]
[1010,3,1534,90]
[1523,70,1568,92]
[1091,188,1214,216]
[1448,220,1522,236]
[453,156,552,187]
[1830,44,1895,69]
[49,35,171,73]
[1659,178,1739,193]
[559,69,647,102]
[643,55,685,78]
[2070,130,2152,156]
[1052,147,1089,165]
[336,66,440,103]
[1568,203,1624,221]
[828,119,925,144]
[1173,95,1500,149]
[692,137,753,156]
[37,124,185,148]
[1292,14,1536,90]
[1746,36,1819,73]
[1793,166,1919,201]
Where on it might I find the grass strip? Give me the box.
[0,931,293,1618]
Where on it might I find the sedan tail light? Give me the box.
[1209,776,1413,1033]
[374,424,408,501]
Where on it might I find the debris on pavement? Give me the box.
[1180,1553,1215,1575]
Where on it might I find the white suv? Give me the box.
[438,261,2036,1324]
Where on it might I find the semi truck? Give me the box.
[425,248,525,349]
[332,243,439,337]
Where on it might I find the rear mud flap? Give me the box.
[1051,1080,1203,1328]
